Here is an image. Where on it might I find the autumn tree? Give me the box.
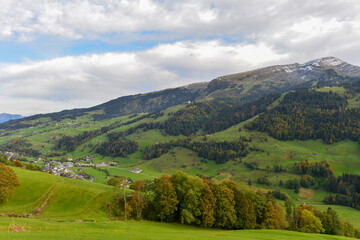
[222,181,255,229]
[322,207,343,235]
[128,192,145,219]
[285,199,299,231]
[153,174,178,222]
[199,179,216,227]
[209,181,236,229]
[0,163,20,204]
[129,180,146,219]
[299,208,325,233]
[171,171,204,224]
[261,201,280,229]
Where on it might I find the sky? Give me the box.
[1,0,360,115]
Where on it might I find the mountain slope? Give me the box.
[1,57,359,128]
[202,56,360,101]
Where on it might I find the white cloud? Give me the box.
[0,1,357,41]
[0,40,284,115]
[1,0,360,114]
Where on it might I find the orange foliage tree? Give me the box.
[0,163,20,204]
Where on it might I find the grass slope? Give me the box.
[0,168,112,221]
[0,218,352,240]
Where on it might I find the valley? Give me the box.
[0,57,360,239]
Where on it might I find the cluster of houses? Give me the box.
[42,160,95,181]
[41,154,127,181]
[43,161,73,177]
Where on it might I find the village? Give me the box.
[39,155,142,182]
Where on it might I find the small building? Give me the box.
[63,162,74,168]
[109,162,118,167]
[130,167,142,174]
[96,162,108,167]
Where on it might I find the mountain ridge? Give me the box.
[1,56,359,129]
[0,113,23,123]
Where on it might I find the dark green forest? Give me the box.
[245,88,360,144]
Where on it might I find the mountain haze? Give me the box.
[0,113,22,123]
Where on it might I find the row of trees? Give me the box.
[0,156,42,172]
[286,203,359,237]
[294,160,335,178]
[107,171,359,238]
[143,138,250,164]
[325,173,360,210]
[96,133,138,157]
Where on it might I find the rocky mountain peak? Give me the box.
[319,56,344,67]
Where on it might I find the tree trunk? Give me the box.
[123,188,127,220]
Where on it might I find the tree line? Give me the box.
[0,139,40,157]
[143,138,249,164]
[325,173,360,210]
[294,160,335,178]
[95,132,138,157]
[0,156,42,172]
[107,171,360,238]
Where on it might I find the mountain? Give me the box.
[1,56,359,128]
[202,56,360,101]
[0,113,22,123]
[0,56,359,237]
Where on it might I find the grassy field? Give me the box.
[0,167,112,221]
[0,218,353,240]
[315,87,347,95]
[0,167,359,239]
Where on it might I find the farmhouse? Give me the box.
[109,161,118,167]
[130,167,142,173]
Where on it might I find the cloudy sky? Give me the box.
[1,0,360,115]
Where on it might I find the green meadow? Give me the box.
[0,218,353,240]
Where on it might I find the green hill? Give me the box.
[0,167,112,221]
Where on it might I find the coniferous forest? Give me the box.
[245,88,360,144]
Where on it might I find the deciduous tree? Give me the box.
[0,163,20,204]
